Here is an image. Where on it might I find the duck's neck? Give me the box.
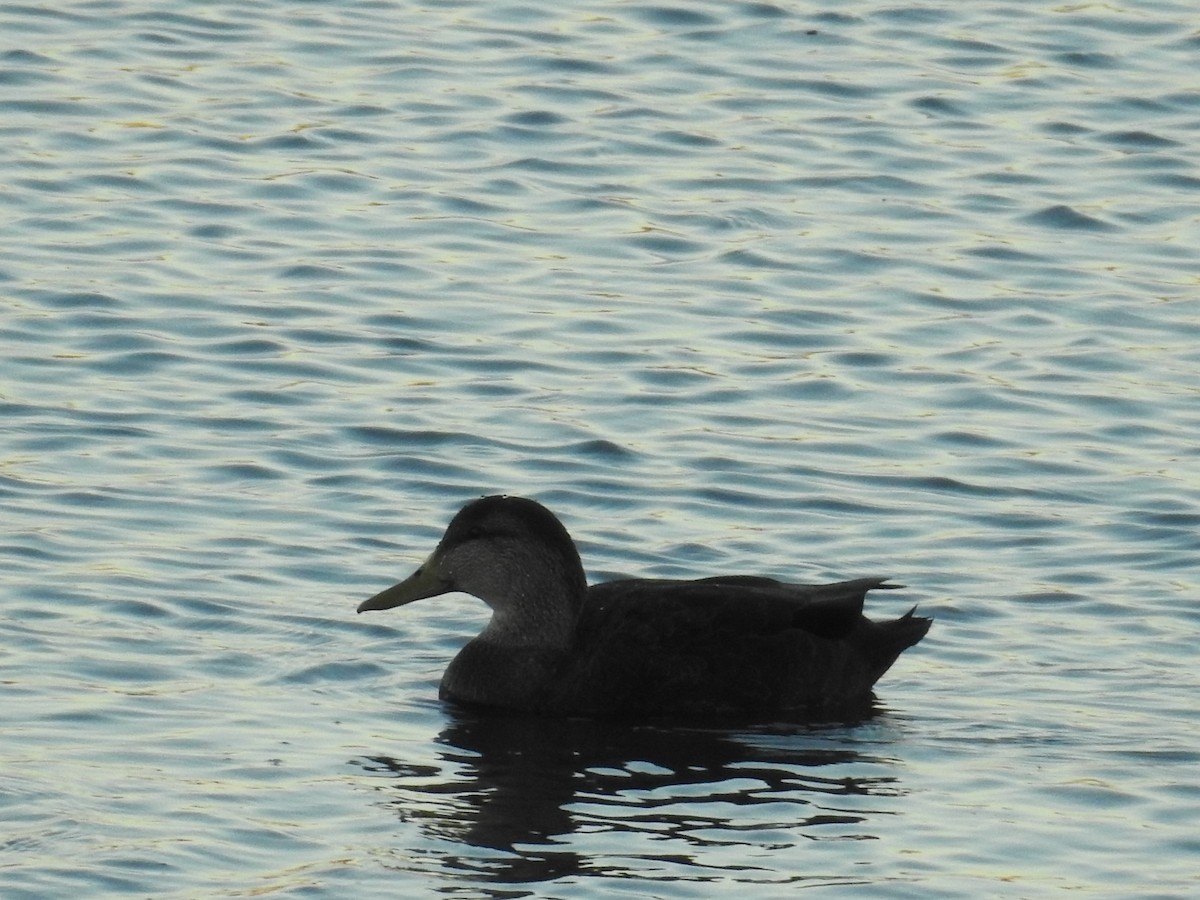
[480,563,585,650]
[442,565,584,711]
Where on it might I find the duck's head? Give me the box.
[357,496,588,631]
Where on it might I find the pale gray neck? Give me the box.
[477,567,581,649]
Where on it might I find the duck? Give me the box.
[357,495,931,719]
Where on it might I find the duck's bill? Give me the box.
[357,555,448,613]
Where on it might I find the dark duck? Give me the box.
[357,495,931,719]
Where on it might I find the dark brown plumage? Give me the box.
[357,495,930,719]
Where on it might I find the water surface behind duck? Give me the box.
[3,0,1198,897]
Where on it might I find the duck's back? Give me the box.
[542,577,930,718]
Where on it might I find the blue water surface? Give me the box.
[2,1,1198,897]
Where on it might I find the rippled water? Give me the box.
[3,1,1199,897]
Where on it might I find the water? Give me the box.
[3,0,1198,896]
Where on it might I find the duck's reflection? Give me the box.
[357,702,908,884]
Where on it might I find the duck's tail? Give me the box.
[862,605,932,682]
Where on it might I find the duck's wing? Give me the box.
[588,576,901,639]
[549,577,927,718]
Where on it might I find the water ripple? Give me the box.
[3,0,1199,896]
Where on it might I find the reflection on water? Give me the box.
[357,704,911,885]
